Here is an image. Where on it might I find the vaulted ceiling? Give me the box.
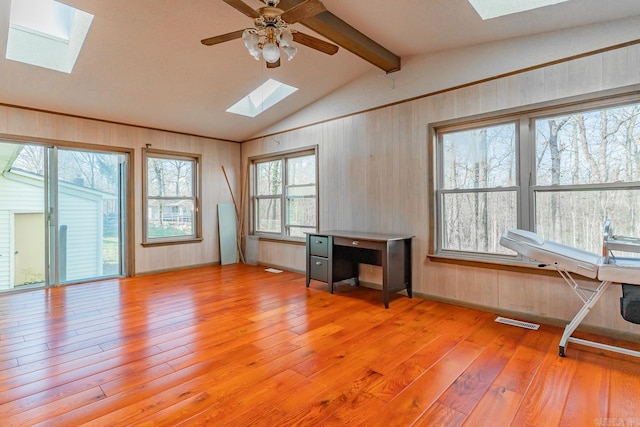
[1,0,640,142]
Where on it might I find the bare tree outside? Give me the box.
[146,155,195,238]
[535,103,640,253]
[440,123,517,254]
[11,145,44,175]
[286,154,316,237]
[438,100,640,257]
[255,159,282,233]
[254,152,317,237]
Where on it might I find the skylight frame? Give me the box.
[227,79,298,118]
[468,0,571,20]
[6,0,94,74]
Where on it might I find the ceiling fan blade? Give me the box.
[201,29,245,46]
[292,31,338,55]
[281,0,326,24]
[277,0,401,73]
[222,0,260,19]
[266,58,281,68]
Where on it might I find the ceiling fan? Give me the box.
[201,0,339,69]
[202,0,401,73]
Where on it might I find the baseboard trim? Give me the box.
[414,290,640,344]
[135,261,220,277]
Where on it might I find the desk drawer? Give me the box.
[334,237,384,251]
[309,235,329,257]
[309,256,328,282]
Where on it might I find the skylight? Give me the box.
[468,0,570,20]
[6,0,93,73]
[227,79,298,118]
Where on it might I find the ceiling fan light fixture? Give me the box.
[242,29,258,48]
[262,40,281,63]
[204,0,341,68]
[238,9,297,66]
[283,45,297,61]
[279,28,293,47]
[248,46,261,60]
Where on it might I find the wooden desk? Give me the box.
[305,230,414,308]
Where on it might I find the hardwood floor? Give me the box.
[1,264,639,426]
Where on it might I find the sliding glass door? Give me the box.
[0,140,128,292]
[56,147,127,284]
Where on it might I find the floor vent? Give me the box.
[495,316,540,330]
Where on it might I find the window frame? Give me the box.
[142,148,202,246]
[435,118,522,261]
[430,88,640,264]
[251,146,318,241]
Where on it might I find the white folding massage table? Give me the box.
[500,223,640,358]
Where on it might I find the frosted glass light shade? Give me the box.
[283,45,297,61]
[262,41,280,63]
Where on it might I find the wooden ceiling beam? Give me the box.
[278,0,401,73]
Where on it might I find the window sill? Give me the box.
[252,235,306,246]
[141,237,203,247]
[427,253,566,278]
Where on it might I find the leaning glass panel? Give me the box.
[442,191,518,254]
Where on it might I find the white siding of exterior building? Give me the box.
[0,172,104,289]
[0,174,44,290]
[58,189,102,282]
[0,209,11,289]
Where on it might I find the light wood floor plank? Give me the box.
[0,263,637,426]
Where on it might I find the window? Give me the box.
[253,148,317,239]
[533,104,640,253]
[438,122,518,255]
[433,93,640,261]
[143,149,201,245]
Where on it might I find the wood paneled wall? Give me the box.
[241,43,640,336]
[0,106,241,275]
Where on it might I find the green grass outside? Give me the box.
[103,236,119,263]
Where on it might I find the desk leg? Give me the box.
[305,234,310,287]
[328,266,334,294]
[405,238,412,298]
[382,246,389,309]
[354,260,360,286]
